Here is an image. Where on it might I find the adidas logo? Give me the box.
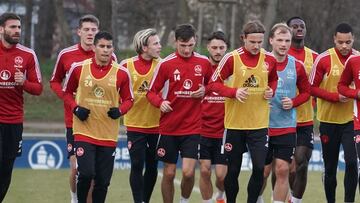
[137,80,149,93]
[242,74,259,88]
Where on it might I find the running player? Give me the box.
[147,24,212,203]
[120,28,161,203]
[0,12,42,202]
[209,20,278,203]
[63,31,133,203]
[309,23,358,203]
[199,31,228,203]
[50,14,101,203]
[260,23,310,203]
[286,16,318,203]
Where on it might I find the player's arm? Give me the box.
[22,53,43,95]
[338,56,359,99]
[49,53,66,99]
[266,55,278,98]
[117,68,134,115]
[309,56,340,102]
[146,63,167,108]
[206,54,237,97]
[292,62,310,107]
[63,66,81,111]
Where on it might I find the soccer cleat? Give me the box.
[216,199,226,203]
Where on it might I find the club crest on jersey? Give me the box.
[157,148,166,157]
[0,70,11,81]
[93,85,105,98]
[183,79,193,90]
[14,56,23,68]
[76,147,84,157]
[287,69,295,79]
[194,65,202,76]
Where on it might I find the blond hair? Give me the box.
[133,28,158,54]
[269,23,292,38]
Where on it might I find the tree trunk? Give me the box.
[24,0,33,47]
[95,0,112,33]
[54,0,72,48]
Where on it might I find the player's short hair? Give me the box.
[269,23,292,38]
[334,23,353,35]
[0,12,21,27]
[94,31,112,45]
[242,20,265,36]
[175,24,196,41]
[79,14,99,28]
[207,31,229,47]
[286,16,305,26]
[133,28,158,54]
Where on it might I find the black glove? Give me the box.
[107,107,121,119]
[73,106,90,121]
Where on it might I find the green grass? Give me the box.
[4,169,348,203]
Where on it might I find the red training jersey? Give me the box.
[208,47,278,102]
[0,41,42,123]
[201,64,225,138]
[338,55,360,129]
[50,44,117,128]
[63,57,134,146]
[309,48,357,102]
[147,51,212,136]
[269,56,310,136]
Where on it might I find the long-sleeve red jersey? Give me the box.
[208,47,278,99]
[147,51,212,135]
[0,41,42,123]
[309,48,356,102]
[50,44,117,128]
[63,58,134,146]
[269,56,310,136]
[120,55,159,134]
[201,64,225,138]
[338,55,360,129]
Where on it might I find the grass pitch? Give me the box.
[4,169,348,203]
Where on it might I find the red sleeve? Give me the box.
[23,53,42,95]
[310,56,340,102]
[147,63,166,108]
[116,69,134,114]
[49,54,66,99]
[63,66,81,111]
[293,61,310,107]
[266,56,278,93]
[206,53,237,97]
[338,57,359,99]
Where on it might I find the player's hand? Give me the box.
[14,68,25,85]
[73,106,90,121]
[190,84,205,98]
[281,97,293,110]
[264,86,273,100]
[339,94,349,102]
[107,107,121,119]
[160,100,173,113]
[235,88,248,103]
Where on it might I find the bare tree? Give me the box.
[24,0,33,47]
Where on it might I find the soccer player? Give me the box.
[309,23,358,203]
[209,20,278,203]
[260,23,310,203]
[199,31,228,203]
[63,31,133,203]
[147,24,212,203]
[50,14,106,203]
[120,28,161,203]
[286,16,318,203]
[0,12,43,202]
[338,41,360,194]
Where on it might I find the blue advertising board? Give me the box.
[15,137,345,171]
